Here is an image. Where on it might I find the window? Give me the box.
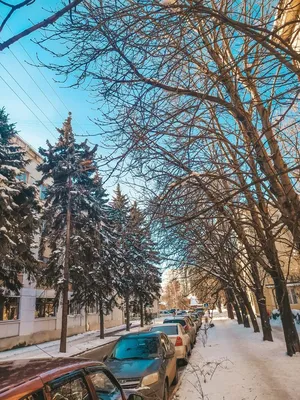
[69,301,81,315]
[288,288,298,304]
[0,296,19,321]
[22,389,44,400]
[150,325,178,335]
[17,172,28,182]
[40,185,47,200]
[88,370,122,400]
[35,298,56,318]
[111,336,159,360]
[50,374,91,400]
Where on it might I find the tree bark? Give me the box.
[256,293,273,341]
[231,297,243,325]
[226,299,234,319]
[125,295,130,331]
[241,291,260,333]
[140,297,144,328]
[99,298,105,339]
[217,298,222,313]
[238,296,250,328]
[271,273,300,356]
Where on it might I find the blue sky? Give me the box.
[0,1,102,150]
[0,1,143,197]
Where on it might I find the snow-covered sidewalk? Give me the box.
[176,318,300,400]
[0,321,143,361]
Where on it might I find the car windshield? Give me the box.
[150,325,178,335]
[164,319,186,327]
[111,336,159,360]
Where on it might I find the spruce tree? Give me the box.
[128,202,161,325]
[111,184,135,331]
[71,176,122,339]
[0,107,39,293]
[38,113,99,352]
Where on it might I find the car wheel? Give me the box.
[163,380,169,400]
[172,367,179,385]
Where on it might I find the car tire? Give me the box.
[163,380,169,400]
[172,367,179,385]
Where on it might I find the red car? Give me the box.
[0,358,145,400]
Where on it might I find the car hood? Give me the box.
[106,358,161,379]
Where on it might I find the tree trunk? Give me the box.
[99,298,105,339]
[271,273,300,356]
[60,175,71,353]
[140,297,144,328]
[231,297,243,325]
[238,296,250,328]
[256,293,273,341]
[125,296,130,331]
[226,300,234,319]
[241,291,260,333]
[217,298,222,313]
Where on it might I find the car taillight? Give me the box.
[175,336,183,346]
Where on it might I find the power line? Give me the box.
[0,75,58,142]
[8,47,66,121]
[0,62,58,134]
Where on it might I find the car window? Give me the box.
[163,319,186,327]
[150,325,178,335]
[88,370,122,400]
[22,390,45,400]
[50,374,91,400]
[111,336,159,360]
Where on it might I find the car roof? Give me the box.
[164,317,187,321]
[0,358,103,394]
[119,331,162,338]
[150,323,181,328]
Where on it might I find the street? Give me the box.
[79,326,187,399]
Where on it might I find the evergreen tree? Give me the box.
[111,184,135,331]
[0,107,39,293]
[71,175,122,339]
[38,113,99,352]
[128,202,161,325]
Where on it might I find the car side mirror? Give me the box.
[127,394,145,400]
[103,355,108,362]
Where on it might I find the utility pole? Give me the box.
[60,173,71,353]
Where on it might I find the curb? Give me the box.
[170,368,186,400]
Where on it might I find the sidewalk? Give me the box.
[176,318,300,400]
[0,321,143,361]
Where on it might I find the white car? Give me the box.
[149,323,191,364]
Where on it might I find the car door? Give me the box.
[160,334,176,385]
[85,367,125,400]
[46,370,93,400]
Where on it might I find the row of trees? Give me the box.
[35,0,300,356]
[0,109,161,352]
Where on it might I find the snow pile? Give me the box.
[176,319,300,400]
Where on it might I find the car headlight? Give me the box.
[141,372,159,387]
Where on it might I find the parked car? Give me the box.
[163,317,197,346]
[148,323,191,364]
[190,313,202,331]
[176,310,188,316]
[104,331,178,400]
[0,358,144,400]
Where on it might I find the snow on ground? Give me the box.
[176,318,300,400]
[0,321,143,361]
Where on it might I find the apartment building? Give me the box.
[0,135,124,351]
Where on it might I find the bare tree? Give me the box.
[0,0,83,51]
